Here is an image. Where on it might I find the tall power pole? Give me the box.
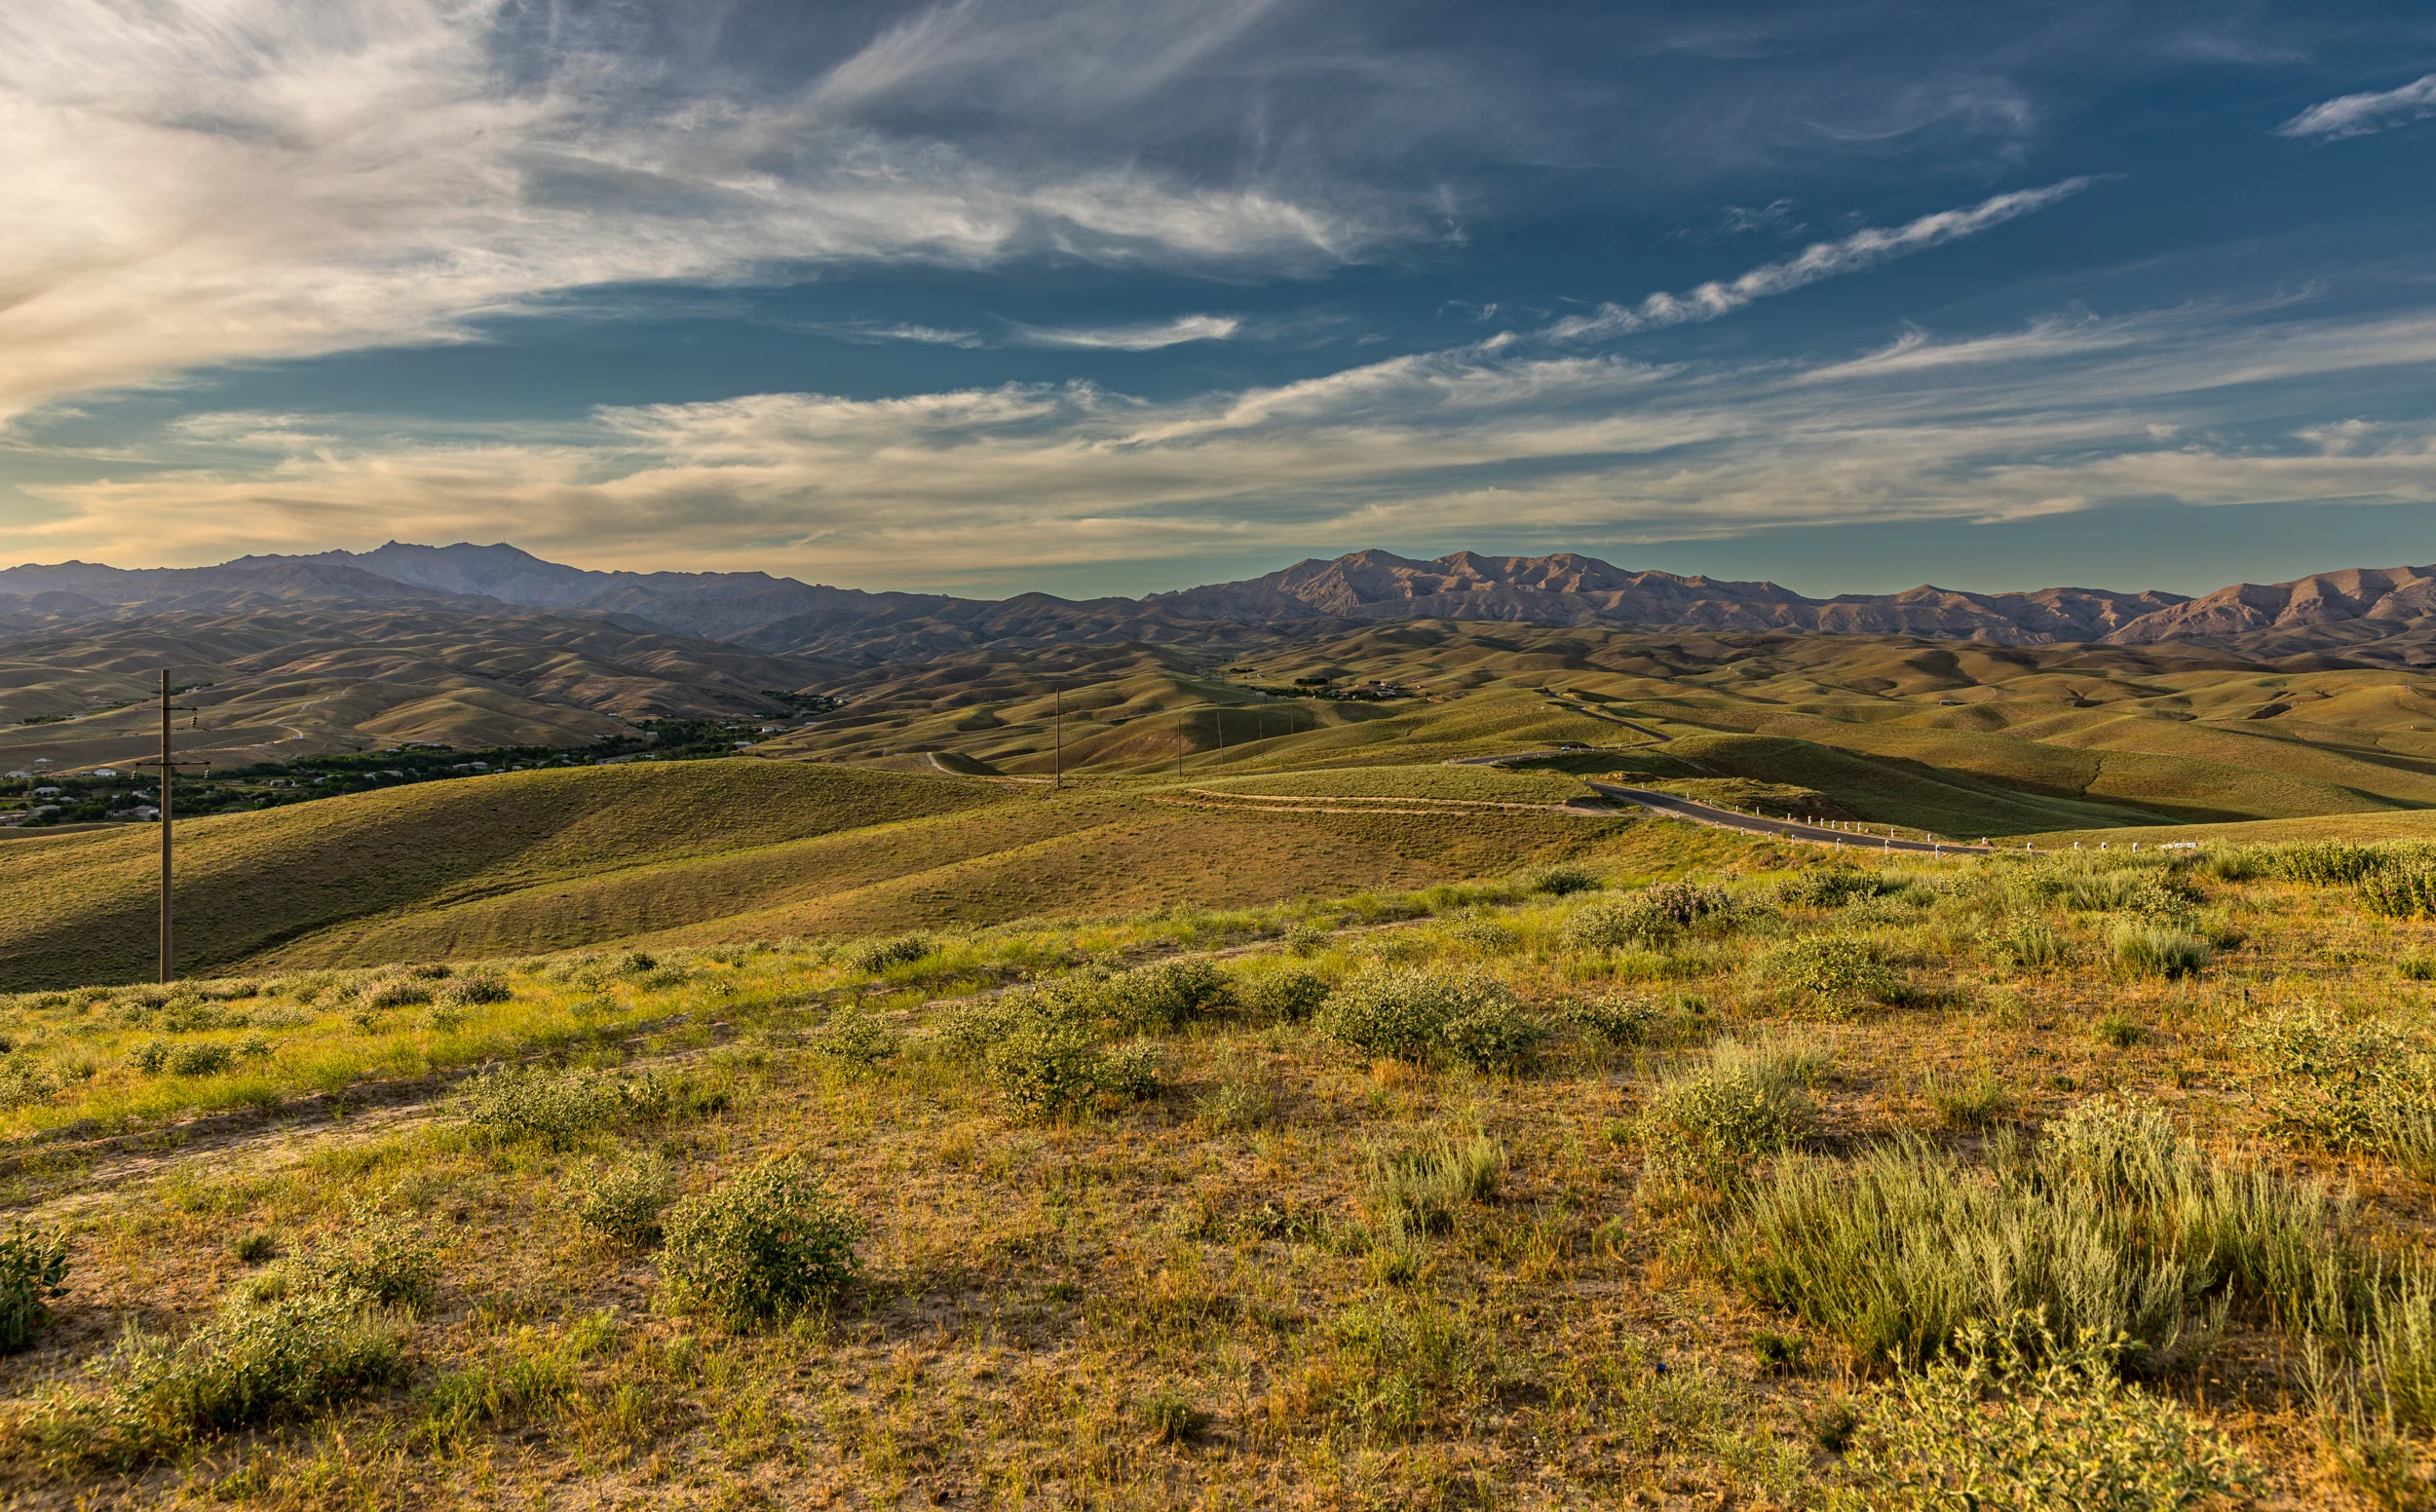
[138,670,205,983]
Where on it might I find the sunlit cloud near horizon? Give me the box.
[5,0,2436,597]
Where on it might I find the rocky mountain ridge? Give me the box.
[11,544,2436,665]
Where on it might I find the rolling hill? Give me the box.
[0,756,1638,989]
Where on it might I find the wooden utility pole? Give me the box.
[134,670,206,983]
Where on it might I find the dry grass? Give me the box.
[6,834,2436,1506]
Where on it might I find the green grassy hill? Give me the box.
[0,761,996,990]
[0,756,1644,988]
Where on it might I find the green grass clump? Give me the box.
[1514,863,1602,897]
[1313,966,1543,1071]
[1925,1073,2016,1131]
[2106,922,2211,980]
[1995,915,2066,973]
[1838,1318,2259,1510]
[2357,858,2436,920]
[289,1203,440,1313]
[660,1157,863,1327]
[1727,1098,2354,1372]
[0,1224,70,1353]
[1640,1038,1822,1173]
[1365,1134,1503,1241]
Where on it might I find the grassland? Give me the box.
[10,826,2436,1506]
[0,759,1623,992]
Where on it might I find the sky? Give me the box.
[5,1,2436,599]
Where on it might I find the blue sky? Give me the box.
[5,0,2436,598]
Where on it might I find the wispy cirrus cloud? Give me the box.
[1006,315,1243,350]
[2276,73,2436,141]
[1545,178,2098,341]
[0,0,1397,428]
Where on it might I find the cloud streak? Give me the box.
[19,295,2436,588]
[1546,179,2098,341]
[2276,73,2436,141]
[1007,315,1243,350]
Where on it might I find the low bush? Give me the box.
[2358,860,2436,920]
[361,976,436,1010]
[2107,922,2210,980]
[456,1064,622,1149]
[849,933,934,974]
[42,1290,407,1466]
[1234,964,1331,1022]
[1314,966,1540,1069]
[1562,995,1663,1046]
[1515,863,1602,896]
[808,1002,899,1077]
[579,1153,676,1247]
[1562,882,1734,950]
[436,971,513,1009]
[1640,1038,1822,1174]
[2243,1008,2436,1177]
[0,1222,70,1353]
[1756,934,1901,1006]
[1771,868,1892,909]
[2267,841,2388,886]
[0,1056,61,1110]
[297,1202,438,1312]
[660,1157,863,1326]
[1836,1318,2259,1511]
[1093,959,1231,1031]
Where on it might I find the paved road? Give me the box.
[1584,782,2001,854]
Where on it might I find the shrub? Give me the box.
[456,1064,621,1148]
[437,971,513,1008]
[1562,882,1733,949]
[1641,1038,1821,1173]
[986,1018,1116,1116]
[1758,934,1901,1005]
[46,1290,406,1465]
[1515,863,1602,896]
[1445,914,1523,953]
[1234,965,1330,1022]
[233,1232,277,1266]
[2094,1015,2146,1048]
[580,1153,676,1247]
[0,1056,61,1110]
[1563,995,1663,1046]
[361,976,435,1010]
[660,1158,862,1326]
[2268,841,2387,886]
[0,1223,70,1353]
[2107,922,2210,980]
[808,1002,899,1077]
[1094,959,1231,1031]
[2359,860,2436,920]
[2243,1008,2436,1177]
[1440,1000,1547,1072]
[1314,965,1525,1065]
[1771,868,1891,909]
[849,933,933,974]
[300,1202,438,1312]
[1366,1134,1502,1240]
[1837,1318,2259,1511]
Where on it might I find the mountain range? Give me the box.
[11,543,2436,666]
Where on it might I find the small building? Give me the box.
[92,768,118,778]
[31,786,60,797]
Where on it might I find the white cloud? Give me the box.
[1006,315,1244,350]
[0,0,1390,427]
[1546,179,2097,341]
[2276,73,2436,141]
[20,295,2436,587]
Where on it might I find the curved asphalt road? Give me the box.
[1584,782,2000,855]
